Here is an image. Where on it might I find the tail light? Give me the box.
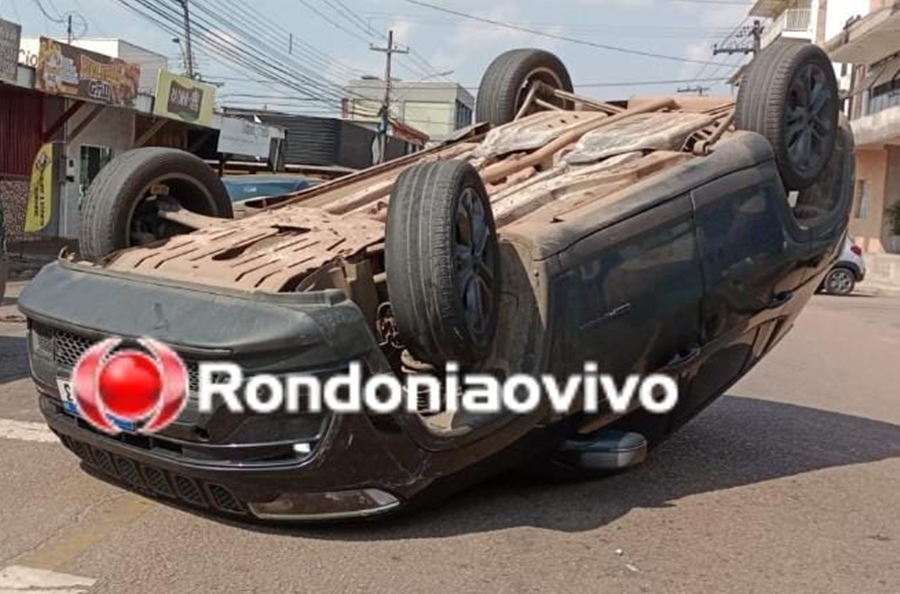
[851,245,863,256]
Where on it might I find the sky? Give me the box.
[0,0,755,113]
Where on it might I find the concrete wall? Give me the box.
[850,147,888,252]
[402,101,454,142]
[60,102,135,239]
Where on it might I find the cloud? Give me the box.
[388,16,416,45]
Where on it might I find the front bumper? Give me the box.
[19,262,551,522]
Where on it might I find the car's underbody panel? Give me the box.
[86,98,734,296]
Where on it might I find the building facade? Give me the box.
[826,1,900,253]
[344,79,474,145]
[749,0,898,253]
[2,33,254,245]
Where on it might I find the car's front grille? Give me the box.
[54,330,93,369]
[114,456,145,488]
[40,327,205,393]
[58,434,247,516]
[173,476,207,508]
[142,465,175,498]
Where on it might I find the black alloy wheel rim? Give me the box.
[453,187,496,346]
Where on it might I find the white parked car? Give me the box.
[820,237,866,296]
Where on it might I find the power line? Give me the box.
[690,14,750,83]
[30,0,65,23]
[188,0,363,103]
[117,0,351,109]
[403,0,734,66]
[296,0,371,45]
[211,0,364,81]
[323,0,374,38]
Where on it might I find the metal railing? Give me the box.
[761,8,814,48]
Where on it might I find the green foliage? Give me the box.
[889,202,900,236]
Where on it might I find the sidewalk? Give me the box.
[857,254,900,296]
[5,240,76,281]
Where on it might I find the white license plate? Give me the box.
[56,378,78,415]
[56,378,136,432]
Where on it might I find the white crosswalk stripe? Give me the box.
[0,419,58,444]
[0,565,95,593]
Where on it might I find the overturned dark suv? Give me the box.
[20,41,854,522]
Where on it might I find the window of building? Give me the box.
[855,179,870,220]
[455,100,472,131]
[864,56,900,116]
[79,145,112,199]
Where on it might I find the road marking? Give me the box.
[0,419,57,444]
[14,496,153,572]
[0,565,95,593]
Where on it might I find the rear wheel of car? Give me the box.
[385,161,501,367]
[824,267,856,296]
[80,148,233,260]
[736,40,839,191]
[475,49,574,127]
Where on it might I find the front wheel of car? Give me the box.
[385,161,501,367]
[736,40,840,191]
[823,268,856,296]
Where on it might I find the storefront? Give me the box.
[0,82,48,243]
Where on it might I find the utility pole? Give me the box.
[369,30,408,164]
[178,0,195,78]
[713,20,764,56]
[66,14,73,44]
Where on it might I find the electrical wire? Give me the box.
[190,0,357,100]
[210,0,366,81]
[117,0,349,109]
[403,0,735,66]
[30,0,65,23]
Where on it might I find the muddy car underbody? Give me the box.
[19,44,853,522]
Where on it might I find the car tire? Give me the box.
[475,49,574,127]
[80,148,233,260]
[385,161,501,366]
[823,267,856,296]
[736,40,839,191]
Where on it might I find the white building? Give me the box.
[344,79,474,145]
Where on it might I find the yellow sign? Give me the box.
[25,143,54,233]
[153,71,216,126]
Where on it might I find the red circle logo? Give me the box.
[71,338,188,435]
[98,351,164,420]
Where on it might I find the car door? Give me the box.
[673,160,810,427]
[557,194,705,422]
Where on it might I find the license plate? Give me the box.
[56,378,137,432]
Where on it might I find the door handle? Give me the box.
[667,345,701,368]
[767,290,794,310]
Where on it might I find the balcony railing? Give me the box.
[761,8,814,48]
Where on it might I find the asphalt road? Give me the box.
[1,280,899,593]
